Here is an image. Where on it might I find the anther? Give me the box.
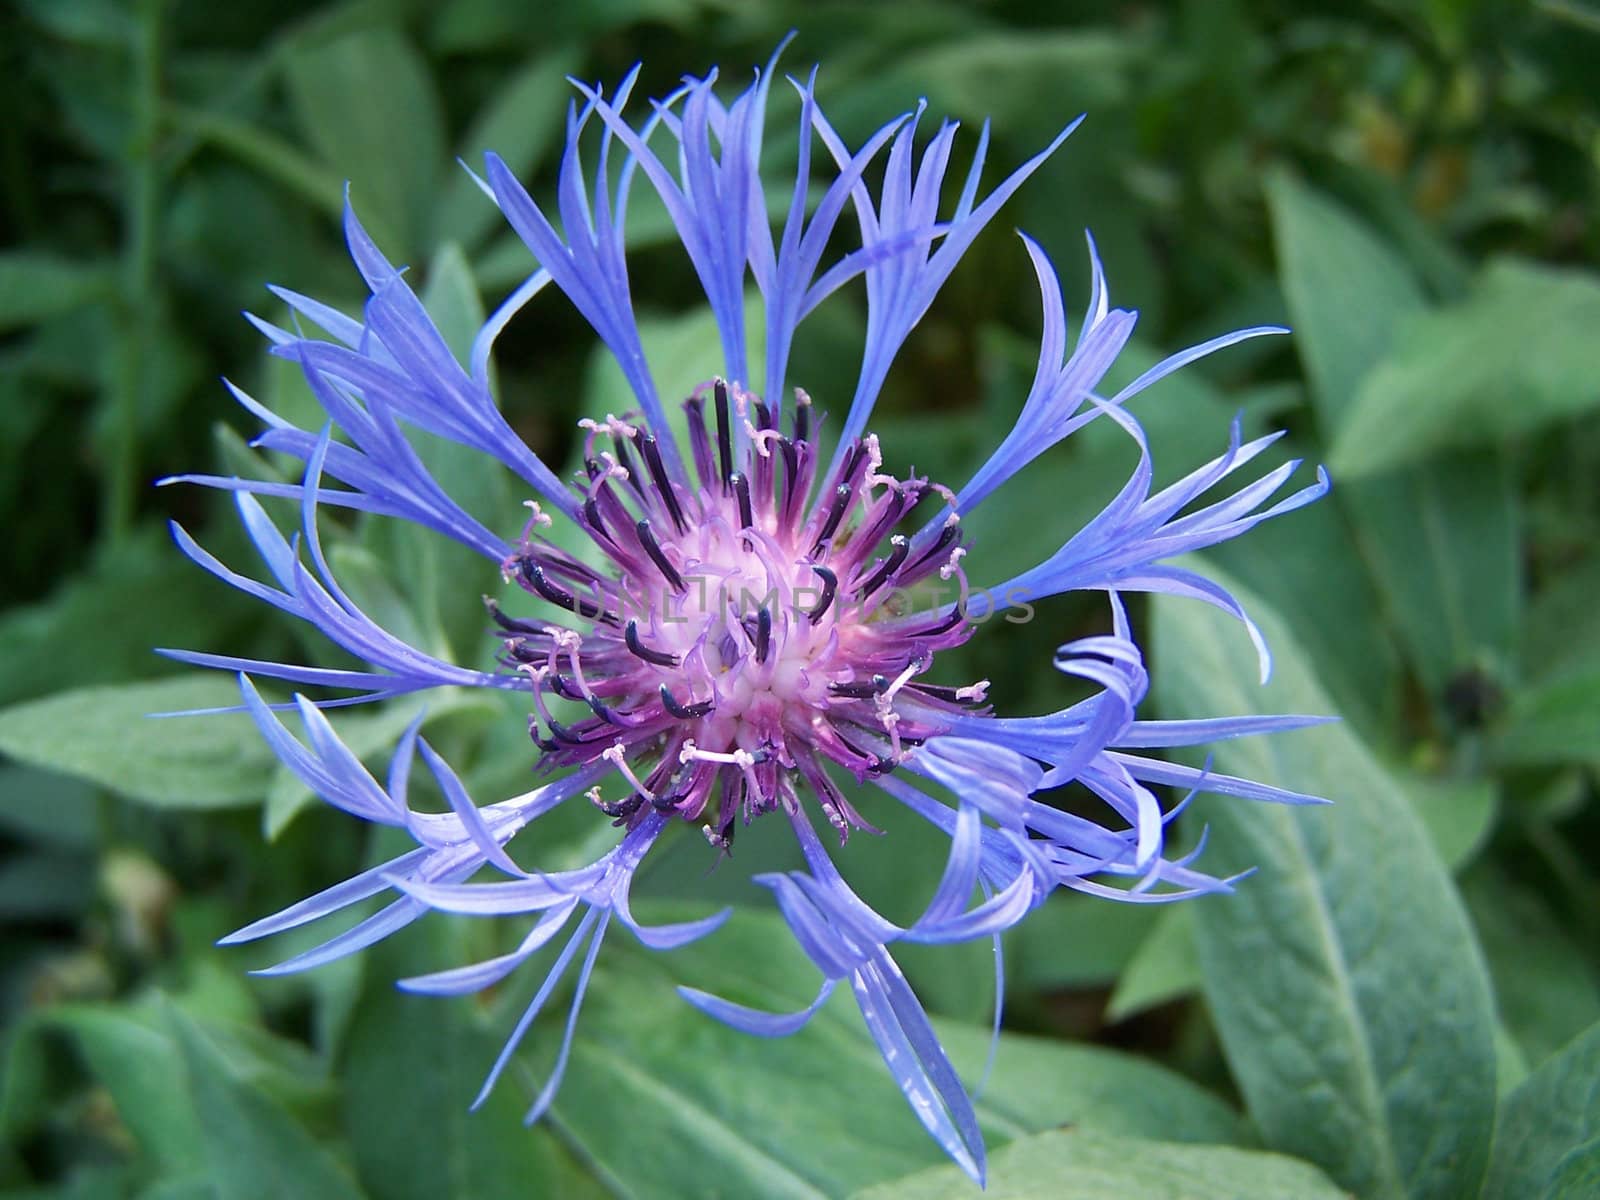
[637,433,688,532]
[908,523,958,571]
[754,606,772,664]
[811,484,854,556]
[635,519,685,591]
[730,472,754,531]
[828,680,881,699]
[659,684,714,719]
[519,559,609,622]
[625,620,679,667]
[713,379,734,487]
[806,565,838,625]
[855,535,910,598]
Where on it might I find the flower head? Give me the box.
[166,49,1329,1185]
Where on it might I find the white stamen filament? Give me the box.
[602,744,655,801]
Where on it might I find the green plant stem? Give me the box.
[106,0,166,543]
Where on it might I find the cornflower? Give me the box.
[166,47,1329,1184]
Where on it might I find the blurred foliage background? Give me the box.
[2,0,1599,1196]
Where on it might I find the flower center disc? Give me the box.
[493,380,988,846]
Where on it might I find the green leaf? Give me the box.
[1152,567,1498,1200]
[0,764,99,848]
[41,1005,207,1173]
[340,918,606,1200]
[1208,480,1405,745]
[432,50,578,252]
[165,1004,363,1200]
[0,676,275,809]
[1007,892,1157,994]
[1482,1021,1600,1200]
[1404,773,1497,871]
[1495,666,1600,768]
[1465,866,1600,1068]
[0,526,254,709]
[1346,452,1520,697]
[163,103,344,220]
[1106,906,1201,1023]
[1331,260,1600,476]
[283,26,445,255]
[3,999,337,1180]
[0,253,113,332]
[1266,169,1426,428]
[1549,1137,1600,1200]
[897,32,1135,135]
[850,1128,1348,1200]
[537,904,1240,1198]
[1267,170,1520,697]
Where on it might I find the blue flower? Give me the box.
[165,48,1330,1185]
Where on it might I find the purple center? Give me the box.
[493,380,988,847]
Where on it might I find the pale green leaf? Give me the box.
[1482,1020,1600,1200]
[851,1128,1347,1200]
[1153,568,1497,1200]
[0,676,275,809]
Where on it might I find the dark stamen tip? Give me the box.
[807,565,838,625]
[754,606,772,664]
[625,619,680,667]
[713,379,733,487]
[730,472,754,531]
[635,518,686,591]
[659,684,714,719]
[855,534,910,599]
[810,484,855,557]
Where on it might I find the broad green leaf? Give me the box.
[931,1020,1242,1146]
[538,904,1241,1198]
[0,851,94,920]
[1482,1021,1600,1200]
[1102,771,1489,1027]
[1152,569,1497,1200]
[1495,666,1600,768]
[428,0,697,52]
[851,1128,1347,1200]
[0,253,113,332]
[340,919,607,1200]
[39,1006,206,1173]
[898,32,1135,134]
[3,1000,336,1178]
[1007,892,1157,993]
[1549,1137,1600,1200]
[0,526,255,709]
[0,676,275,809]
[1342,451,1520,698]
[163,104,344,220]
[1331,260,1600,476]
[1267,170,1520,697]
[0,764,98,848]
[1404,773,1497,871]
[283,26,445,255]
[1106,907,1201,1023]
[165,1004,362,1200]
[432,51,579,251]
[1267,169,1426,428]
[1465,867,1600,1068]
[1210,490,1403,745]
